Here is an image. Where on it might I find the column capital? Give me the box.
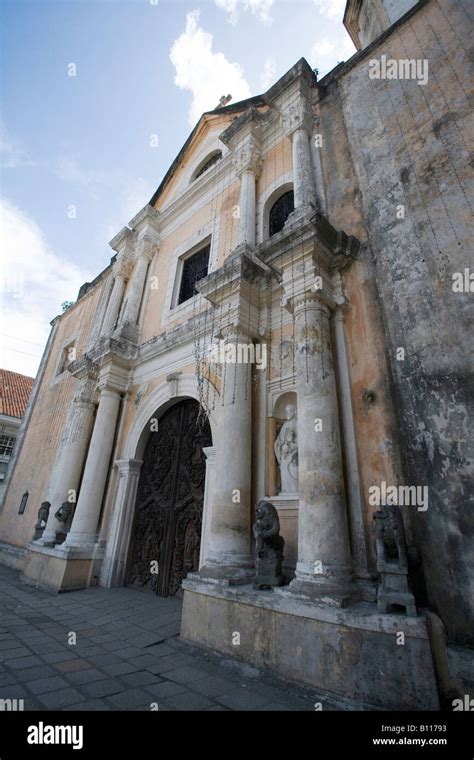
[135,232,159,263]
[281,93,314,139]
[115,458,143,476]
[219,324,252,343]
[97,382,123,399]
[293,291,331,319]
[232,136,263,179]
[113,251,134,281]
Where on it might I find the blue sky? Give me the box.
[0,0,354,376]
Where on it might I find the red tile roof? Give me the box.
[0,369,34,418]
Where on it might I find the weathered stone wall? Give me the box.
[0,281,106,551]
[322,0,472,644]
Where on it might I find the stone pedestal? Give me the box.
[181,578,440,710]
[377,561,417,617]
[22,542,104,593]
[253,560,285,590]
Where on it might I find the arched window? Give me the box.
[192,151,222,182]
[269,190,294,236]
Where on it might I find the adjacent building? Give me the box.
[0,369,34,506]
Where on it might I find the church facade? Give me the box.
[0,0,471,710]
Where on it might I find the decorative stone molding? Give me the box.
[113,251,134,281]
[232,137,263,179]
[135,232,159,263]
[281,94,314,138]
[128,203,160,236]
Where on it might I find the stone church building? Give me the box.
[0,0,471,709]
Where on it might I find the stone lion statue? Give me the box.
[372,503,408,569]
[253,500,284,561]
[54,501,75,534]
[33,501,50,541]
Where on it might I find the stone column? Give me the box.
[100,271,126,338]
[282,93,317,211]
[201,328,253,580]
[232,137,262,248]
[40,372,97,546]
[290,292,352,595]
[65,385,122,549]
[199,446,216,571]
[100,458,143,587]
[333,307,370,577]
[117,234,157,341]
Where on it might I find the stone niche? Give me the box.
[267,390,299,576]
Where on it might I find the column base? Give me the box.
[197,553,254,586]
[64,532,99,550]
[279,561,359,607]
[38,529,61,548]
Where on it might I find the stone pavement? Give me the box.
[0,565,326,711]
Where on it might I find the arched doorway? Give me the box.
[125,399,212,596]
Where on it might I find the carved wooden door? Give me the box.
[126,400,211,596]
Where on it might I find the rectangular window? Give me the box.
[178,245,210,305]
[0,435,15,458]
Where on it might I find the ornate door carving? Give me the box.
[126,400,211,596]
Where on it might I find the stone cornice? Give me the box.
[196,248,268,306]
[257,209,361,271]
[219,106,266,148]
[109,226,135,254]
[67,355,100,382]
[128,203,161,235]
[86,336,138,368]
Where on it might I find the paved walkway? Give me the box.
[0,565,324,711]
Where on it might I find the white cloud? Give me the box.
[260,57,277,91]
[170,10,251,126]
[309,35,356,76]
[0,198,92,376]
[313,0,346,22]
[215,0,274,25]
[0,122,36,169]
[54,157,110,188]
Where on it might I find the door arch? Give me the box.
[125,399,212,596]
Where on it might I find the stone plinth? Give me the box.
[21,543,103,593]
[181,577,439,710]
[377,561,417,617]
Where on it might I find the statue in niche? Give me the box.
[33,501,50,541]
[253,500,285,589]
[54,501,75,544]
[372,504,416,616]
[274,403,299,495]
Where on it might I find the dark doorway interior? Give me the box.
[126,399,212,597]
